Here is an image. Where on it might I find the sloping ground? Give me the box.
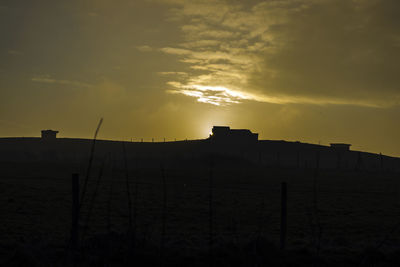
[0,137,399,172]
[1,156,400,265]
[1,138,400,265]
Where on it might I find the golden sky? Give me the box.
[1,0,400,156]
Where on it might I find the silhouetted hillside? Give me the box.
[0,137,399,172]
[1,137,400,266]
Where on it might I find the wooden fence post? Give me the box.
[161,164,167,255]
[280,182,287,250]
[209,159,214,267]
[71,173,79,250]
[122,143,133,233]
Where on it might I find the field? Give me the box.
[1,140,400,266]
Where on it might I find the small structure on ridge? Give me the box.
[41,130,59,140]
[209,126,258,144]
[330,143,351,151]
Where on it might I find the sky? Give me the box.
[1,0,400,156]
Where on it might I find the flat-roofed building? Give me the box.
[209,126,258,144]
[41,130,59,140]
[330,143,351,151]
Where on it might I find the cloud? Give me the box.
[160,47,191,55]
[249,0,400,105]
[158,71,188,76]
[136,45,153,52]
[181,39,221,48]
[167,81,387,107]
[31,75,92,88]
[158,0,400,108]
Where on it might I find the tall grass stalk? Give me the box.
[312,150,323,265]
[79,118,103,211]
[82,157,106,240]
[132,156,139,244]
[160,163,167,263]
[122,142,133,233]
[106,157,116,233]
[133,178,138,243]
[209,158,214,267]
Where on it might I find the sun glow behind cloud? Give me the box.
[167,82,386,108]
[156,0,400,109]
[0,0,399,156]
[168,84,246,106]
[167,83,297,106]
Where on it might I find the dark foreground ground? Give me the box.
[1,155,400,266]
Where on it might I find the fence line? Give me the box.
[4,168,400,261]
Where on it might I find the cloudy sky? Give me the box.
[1,0,400,155]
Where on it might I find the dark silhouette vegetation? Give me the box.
[1,126,400,266]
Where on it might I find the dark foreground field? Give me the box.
[1,155,400,266]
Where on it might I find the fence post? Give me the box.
[71,173,79,250]
[161,164,167,256]
[280,182,287,250]
[122,143,133,233]
[209,159,214,267]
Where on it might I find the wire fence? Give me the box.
[1,164,400,255]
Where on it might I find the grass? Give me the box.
[3,234,400,266]
[1,149,400,265]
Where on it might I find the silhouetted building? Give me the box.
[330,143,351,151]
[41,130,59,140]
[209,126,258,144]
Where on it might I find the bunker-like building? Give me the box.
[209,126,258,144]
[41,130,59,140]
